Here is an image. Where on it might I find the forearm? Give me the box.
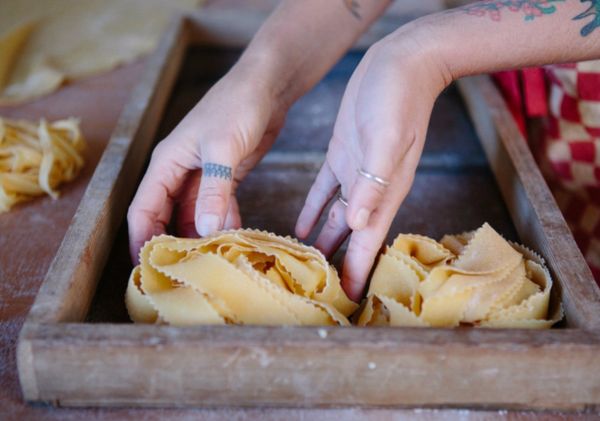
[384,0,600,84]
[235,0,392,108]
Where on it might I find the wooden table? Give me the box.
[1,1,598,419]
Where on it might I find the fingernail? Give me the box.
[354,208,370,230]
[196,214,222,237]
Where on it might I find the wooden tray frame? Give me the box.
[17,11,600,410]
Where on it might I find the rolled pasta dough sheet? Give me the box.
[0,0,201,103]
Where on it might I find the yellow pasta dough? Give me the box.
[0,116,85,212]
[126,230,358,326]
[127,224,562,329]
[357,223,563,329]
[0,0,201,104]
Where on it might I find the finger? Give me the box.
[175,170,201,238]
[128,143,187,264]
[223,195,242,230]
[341,227,386,302]
[195,160,236,237]
[342,171,416,302]
[345,137,404,231]
[295,161,340,239]
[313,199,351,259]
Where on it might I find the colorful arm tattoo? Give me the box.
[462,0,600,36]
[574,0,600,36]
[461,0,565,22]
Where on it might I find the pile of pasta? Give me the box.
[126,230,358,326]
[357,223,563,328]
[126,224,562,329]
[0,116,85,212]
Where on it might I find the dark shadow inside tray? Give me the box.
[86,47,519,323]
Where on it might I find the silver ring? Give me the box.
[357,168,391,187]
[337,192,348,207]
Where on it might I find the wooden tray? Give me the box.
[17,12,600,410]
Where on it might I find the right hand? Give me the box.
[127,65,287,264]
[295,24,449,301]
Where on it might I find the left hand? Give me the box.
[295,24,450,302]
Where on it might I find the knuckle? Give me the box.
[343,275,364,290]
[347,238,379,258]
[148,159,180,192]
[199,184,228,211]
[351,182,386,212]
[361,180,387,199]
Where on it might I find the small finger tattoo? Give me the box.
[203,162,232,180]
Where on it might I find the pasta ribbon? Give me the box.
[357,223,563,329]
[126,224,562,329]
[0,116,84,212]
[126,230,358,326]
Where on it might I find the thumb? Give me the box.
[195,160,236,237]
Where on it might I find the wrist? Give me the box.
[233,43,296,113]
[378,17,453,96]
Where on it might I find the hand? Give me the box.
[295,25,450,301]
[128,64,286,263]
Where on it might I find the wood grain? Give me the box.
[19,323,600,410]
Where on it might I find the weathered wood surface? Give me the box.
[19,323,600,410]
[4,1,600,419]
[0,58,147,421]
[21,11,187,329]
[17,14,600,410]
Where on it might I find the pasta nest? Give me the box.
[0,116,84,212]
[357,223,563,328]
[126,224,563,329]
[126,230,358,326]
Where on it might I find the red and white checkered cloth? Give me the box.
[541,60,600,282]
